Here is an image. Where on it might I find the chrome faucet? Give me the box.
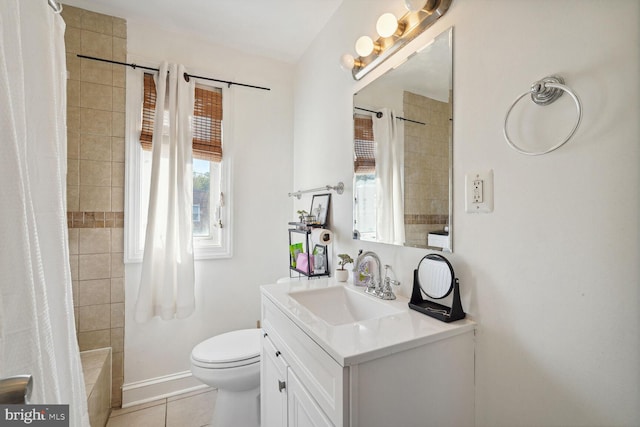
[380,265,400,300]
[354,252,400,300]
[354,250,382,295]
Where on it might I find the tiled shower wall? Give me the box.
[403,91,451,247]
[62,4,126,408]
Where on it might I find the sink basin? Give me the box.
[288,286,402,326]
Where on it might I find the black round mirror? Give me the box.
[416,253,454,299]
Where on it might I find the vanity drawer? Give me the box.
[262,297,348,427]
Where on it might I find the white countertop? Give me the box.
[261,278,475,366]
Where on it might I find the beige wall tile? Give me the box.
[65,27,81,54]
[68,229,79,255]
[112,67,125,88]
[80,160,111,187]
[66,53,81,81]
[112,112,125,137]
[79,304,110,331]
[67,79,80,107]
[79,186,111,211]
[61,5,83,28]
[111,187,124,211]
[111,137,125,162]
[68,131,80,159]
[112,351,123,382]
[111,377,124,408]
[72,280,79,307]
[69,255,79,281]
[81,108,112,136]
[79,279,111,306]
[111,162,124,187]
[81,30,112,59]
[81,59,113,85]
[79,253,111,280]
[68,106,81,132]
[110,327,124,352]
[110,253,124,278]
[79,228,111,254]
[81,81,113,111]
[80,134,111,161]
[110,278,124,303]
[67,186,80,211]
[78,330,110,351]
[67,159,80,186]
[113,37,126,62]
[74,307,79,331]
[111,303,124,328]
[82,10,112,35]
[112,87,125,113]
[111,228,123,253]
[112,18,126,38]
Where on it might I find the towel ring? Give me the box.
[504,75,582,156]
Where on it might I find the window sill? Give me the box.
[124,244,231,264]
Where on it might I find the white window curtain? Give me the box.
[0,1,89,425]
[373,108,406,245]
[134,62,196,322]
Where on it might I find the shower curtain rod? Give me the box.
[48,0,62,13]
[354,106,425,126]
[76,54,271,91]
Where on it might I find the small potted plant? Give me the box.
[296,209,308,223]
[335,253,353,282]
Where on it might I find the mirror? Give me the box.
[417,254,453,299]
[352,27,453,251]
[409,253,466,323]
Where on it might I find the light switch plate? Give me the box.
[465,170,494,213]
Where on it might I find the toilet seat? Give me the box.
[191,328,261,369]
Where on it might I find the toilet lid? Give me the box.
[191,329,261,367]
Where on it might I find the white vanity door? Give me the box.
[262,334,288,427]
[288,368,334,427]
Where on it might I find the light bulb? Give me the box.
[376,13,398,38]
[404,0,427,12]
[339,54,355,70]
[355,36,375,57]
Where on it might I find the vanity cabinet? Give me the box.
[261,286,475,427]
[260,279,475,427]
[262,332,333,427]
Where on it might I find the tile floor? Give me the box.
[106,388,216,427]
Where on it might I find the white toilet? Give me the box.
[190,328,262,427]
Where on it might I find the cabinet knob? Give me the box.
[278,380,286,392]
[275,350,281,357]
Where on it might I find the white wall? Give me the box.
[294,0,639,426]
[123,22,294,403]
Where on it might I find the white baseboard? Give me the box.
[121,371,208,408]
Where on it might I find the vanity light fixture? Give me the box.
[340,0,452,80]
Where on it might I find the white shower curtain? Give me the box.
[0,1,89,425]
[135,62,196,322]
[373,108,405,246]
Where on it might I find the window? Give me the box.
[125,68,232,262]
[353,114,376,240]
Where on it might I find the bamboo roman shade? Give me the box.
[354,114,375,174]
[140,73,223,162]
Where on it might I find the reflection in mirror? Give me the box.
[352,27,453,251]
[417,254,453,299]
